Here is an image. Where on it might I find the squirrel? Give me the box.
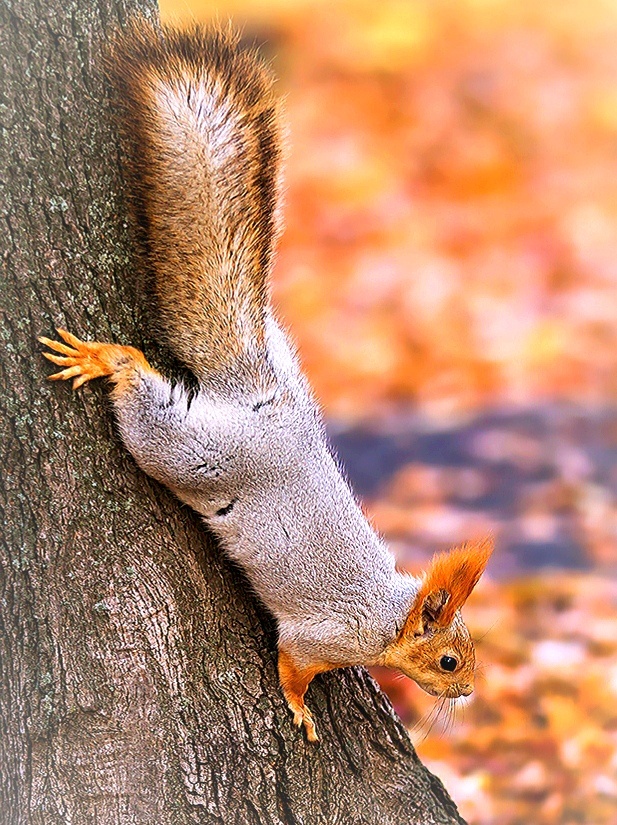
[40,20,493,742]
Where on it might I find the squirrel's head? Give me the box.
[379,538,493,699]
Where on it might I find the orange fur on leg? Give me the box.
[40,329,156,396]
[278,649,333,742]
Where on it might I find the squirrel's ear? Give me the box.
[413,537,493,631]
[411,587,449,636]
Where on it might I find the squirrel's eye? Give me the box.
[440,655,457,672]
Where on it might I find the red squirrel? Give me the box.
[41,20,493,742]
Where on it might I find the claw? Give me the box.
[57,328,84,349]
[72,373,91,389]
[49,365,83,381]
[38,336,78,357]
[42,352,79,366]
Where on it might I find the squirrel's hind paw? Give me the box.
[40,329,113,388]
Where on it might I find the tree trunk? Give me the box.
[0,1,466,822]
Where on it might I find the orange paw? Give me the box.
[289,700,318,742]
[278,649,328,742]
[39,329,150,390]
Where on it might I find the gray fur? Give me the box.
[112,314,419,669]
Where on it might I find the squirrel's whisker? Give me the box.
[412,692,450,742]
[473,618,501,644]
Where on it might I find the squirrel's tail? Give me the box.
[109,20,283,387]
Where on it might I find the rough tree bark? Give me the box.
[0,1,466,823]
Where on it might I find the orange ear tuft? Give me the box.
[416,536,493,627]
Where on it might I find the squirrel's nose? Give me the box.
[460,684,473,697]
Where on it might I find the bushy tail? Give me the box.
[109,20,283,386]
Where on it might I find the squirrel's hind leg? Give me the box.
[278,649,333,743]
[40,329,156,394]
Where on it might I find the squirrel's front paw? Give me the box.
[40,329,150,391]
[289,700,318,742]
[278,649,324,742]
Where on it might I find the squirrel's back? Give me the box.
[109,21,284,388]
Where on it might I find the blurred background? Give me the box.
[160,1,617,822]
